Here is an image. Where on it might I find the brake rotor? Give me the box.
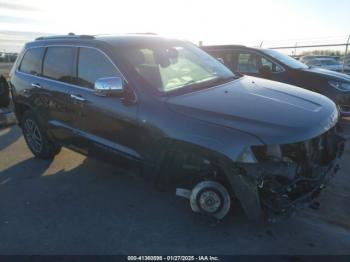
[190,181,231,220]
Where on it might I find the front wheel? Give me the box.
[190,181,231,220]
[21,110,61,159]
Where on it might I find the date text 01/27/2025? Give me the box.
[127,256,220,261]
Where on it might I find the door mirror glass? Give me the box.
[94,77,124,96]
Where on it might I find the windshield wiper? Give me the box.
[164,75,238,95]
[201,75,238,87]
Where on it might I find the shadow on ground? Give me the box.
[0,126,21,151]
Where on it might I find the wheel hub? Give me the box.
[190,181,231,220]
[198,190,222,213]
[24,119,42,153]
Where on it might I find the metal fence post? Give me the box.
[343,34,350,73]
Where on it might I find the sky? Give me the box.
[0,0,349,53]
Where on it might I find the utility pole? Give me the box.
[342,34,350,73]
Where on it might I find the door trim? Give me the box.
[49,120,142,161]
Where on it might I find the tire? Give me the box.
[190,181,231,220]
[21,110,61,159]
[0,76,10,108]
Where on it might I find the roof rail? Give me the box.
[35,34,95,41]
[201,44,247,49]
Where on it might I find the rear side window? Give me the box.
[237,52,283,73]
[19,48,44,76]
[208,50,238,72]
[238,53,259,73]
[77,47,118,88]
[43,47,76,84]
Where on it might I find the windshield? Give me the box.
[262,49,309,69]
[118,41,235,93]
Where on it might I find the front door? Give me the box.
[71,47,141,162]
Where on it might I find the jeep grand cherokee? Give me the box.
[9,34,345,221]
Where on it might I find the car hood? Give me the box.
[301,67,350,81]
[166,76,338,145]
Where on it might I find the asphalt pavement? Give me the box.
[0,125,349,255]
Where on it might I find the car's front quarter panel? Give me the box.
[136,91,264,165]
[136,92,266,220]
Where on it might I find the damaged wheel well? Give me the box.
[154,139,234,195]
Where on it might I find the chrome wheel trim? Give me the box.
[24,119,43,153]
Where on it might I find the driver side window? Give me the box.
[236,52,283,74]
[261,57,283,73]
[77,47,119,89]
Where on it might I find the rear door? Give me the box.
[13,47,45,113]
[39,46,86,151]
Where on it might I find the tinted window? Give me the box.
[20,48,44,75]
[209,50,238,71]
[236,52,283,73]
[43,47,76,84]
[77,48,118,88]
[237,53,259,73]
[261,57,283,72]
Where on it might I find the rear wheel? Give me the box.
[21,110,61,159]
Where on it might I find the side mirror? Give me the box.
[216,57,225,64]
[94,77,124,97]
[259,65,272,76]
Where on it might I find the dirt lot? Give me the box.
[0,125,349,255]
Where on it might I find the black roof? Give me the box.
[27,33,170,49]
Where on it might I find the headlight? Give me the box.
[329,80,350,92]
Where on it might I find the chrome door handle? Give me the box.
[70,94,85,102]
[31,83,41,88]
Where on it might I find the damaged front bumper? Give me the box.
[227,129,345,221]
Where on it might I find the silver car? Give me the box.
[306,57,350,74]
